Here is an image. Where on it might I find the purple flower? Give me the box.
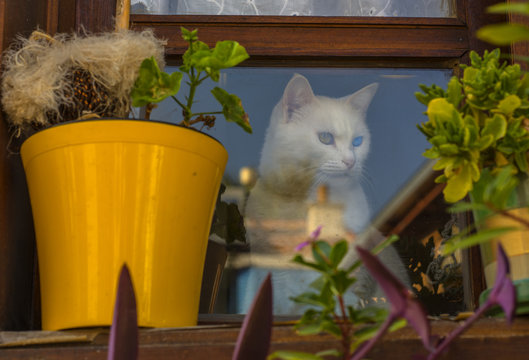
[295,226,323,251]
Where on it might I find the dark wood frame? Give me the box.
[1,317,529,359]
[0,0,520,334]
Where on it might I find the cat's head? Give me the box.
[261,74,378,184]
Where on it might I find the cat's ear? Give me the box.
[282,74,315,122]
[344,82,379,115]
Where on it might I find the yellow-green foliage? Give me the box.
[416,49,529,203]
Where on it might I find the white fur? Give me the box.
[242,74,409,314]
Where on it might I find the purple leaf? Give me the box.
[232,273,273,360]
[107,264,139,360]
[356,247,432,350]
[402,297,432,349]
[487,243,516,323]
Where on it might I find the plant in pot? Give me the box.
[0,27,251,330]
[415,48,529,308]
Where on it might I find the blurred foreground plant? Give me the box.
[416,49,529,204]
[269,227,405,360]
[269,228,515,360]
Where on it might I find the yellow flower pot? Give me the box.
[21,120,227,330]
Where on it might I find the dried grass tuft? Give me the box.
[1,29,166,136]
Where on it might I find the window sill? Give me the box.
[0,316,526,359]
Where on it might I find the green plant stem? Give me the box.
[192,111,223,118]
[171,95,187,110]
[184,74,199,125]
[311,242,353,358]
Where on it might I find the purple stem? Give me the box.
[349,314,396,360]
[427,302,491,360]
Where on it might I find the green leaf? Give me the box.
[446,76,463,106]
[443,162,473,202]
[352,325,380,349]
[430,135,448,147]
[498,95,521,116]
[211,87,252,133]
[423,148,441,159]
[487,2,529,16]
[448,201,491,214]
[371,234,399,255]
[314,349,341,358]
[329,240,348,267]
[292,255,326,272]
[426,98,461,127]
[463,66,479,83]
[442,226,519,254]
[295,323,324,335]
[131,57,183,107]
[432,156,455,171]
[267,350,324,360]
[439,143,459,156]
[181,41,210,72]
[181,27,198,42]
[290,292,328,308]
[212,40,250,68]
[352,306,389,323]
[516,151,529,172]
[482,114,507,141]
[329,270,355,295]
[188,40,249,80]
[477,23,529,46]
[483,165,519,209]
[319,319,342,337]
[315,240,332,257]
[435,173,447,184]
[477,134,494,151]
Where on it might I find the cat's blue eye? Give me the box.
[352,136,363,147]
[318,132,335,145]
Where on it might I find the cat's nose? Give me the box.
[342,159,355,169]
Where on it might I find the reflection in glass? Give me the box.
[131,0,456,17]
[147,67,465,315]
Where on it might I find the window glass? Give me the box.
[147,67,466,315]
[131,0,456,17]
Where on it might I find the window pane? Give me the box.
[131,0,456,17]
[147,67,467,316]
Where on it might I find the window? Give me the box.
[126,0,505,315]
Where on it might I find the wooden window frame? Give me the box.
[0,0,521,331]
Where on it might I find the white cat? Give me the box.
[240,74,409,314]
